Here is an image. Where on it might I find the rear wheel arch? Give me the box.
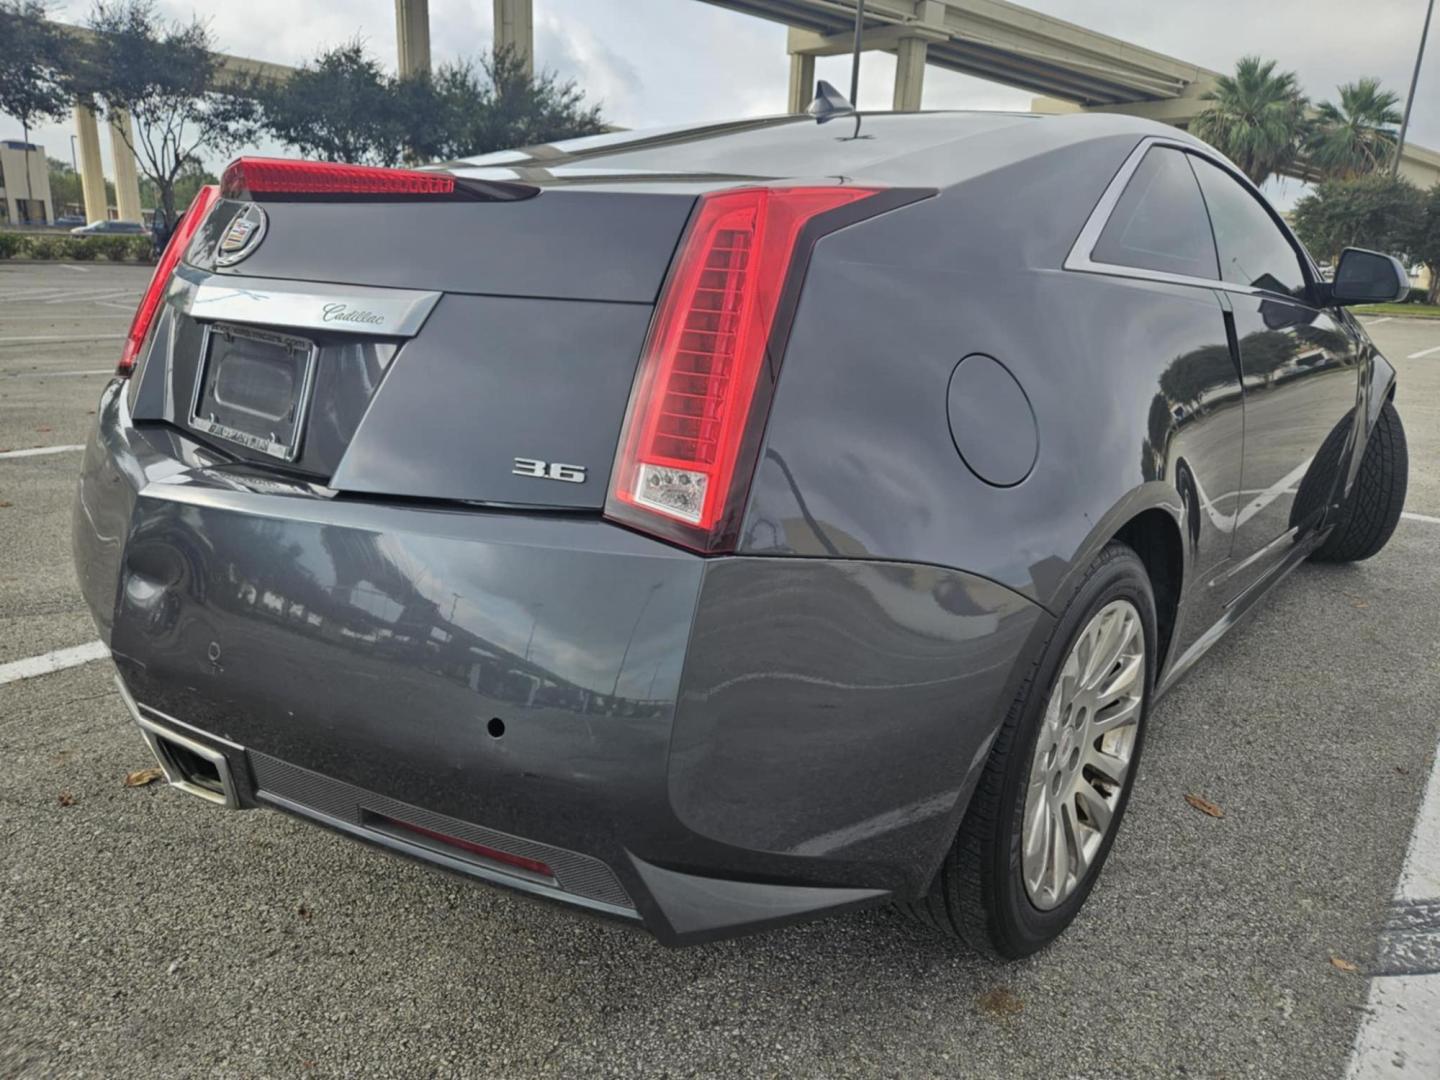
[1112,508,1184,674]
[1045,486,1186,668]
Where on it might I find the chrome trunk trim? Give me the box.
[177,267,440,338]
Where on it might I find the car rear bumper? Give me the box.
[75,380,1046,944]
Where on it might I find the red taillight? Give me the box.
[220,157,455,199]
[605,185,880,552]
[118,183,220,377]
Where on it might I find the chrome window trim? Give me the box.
[175,265,440,338]
[1064,136,1320,307]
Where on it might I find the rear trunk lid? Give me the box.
[129,184,702,509]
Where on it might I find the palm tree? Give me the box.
[1192,56,1308,186]
[1307,78,1402,178]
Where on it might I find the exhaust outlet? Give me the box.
[115,676,243,809]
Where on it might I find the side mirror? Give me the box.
[1328,247,1409,305]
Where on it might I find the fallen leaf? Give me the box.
[1330,955,1358,973]
[1397,766,1410,776]
[1352,599,1369,610]
[123,766,164,788]
[1185,793,1225,818]
[975,988,1024,1018]
[57,791,76,807]
[0,501,11,509]
[297,904,312,921]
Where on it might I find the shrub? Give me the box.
[25,235,63,260]
[0,231,155,262]
[1406,286,1428,304]
[61,236,101,261]
[124,236,154,262]
[86,236,130,262]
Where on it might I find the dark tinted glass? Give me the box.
[1090,147,1218,279]
[1190,156,1308,300]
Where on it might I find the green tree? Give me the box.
[1307,77,1402,179]
[77,1,258,221]
[139,160,217,215]
[0,1,75,223]
[1412,184,1440,304]
[255,42,606,166]
[48,155,80,210]
[252,41,412,166]
[1291,174,1423,264]
[1192,56,1308,186]
[418,47,605,161]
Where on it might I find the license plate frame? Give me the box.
[189,322,319,463]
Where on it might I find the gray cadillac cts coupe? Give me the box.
[74,108,1410,957]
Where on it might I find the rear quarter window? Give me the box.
[1090,146,1218,280]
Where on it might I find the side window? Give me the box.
[1090,147,1218,280]
[1189,155,1310,301]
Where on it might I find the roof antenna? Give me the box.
[807,80,855,122]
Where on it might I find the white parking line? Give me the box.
[1407,345,1440,359]
[1365,317,1395,326]
[0,334,125,344]
[1345,743,1440,1078]
[61,264,92,273]
[0,444,85,459]
[1403,512,1440,525]
[2,369,113,378]
[45,290,141,306]
[0,641,109,687]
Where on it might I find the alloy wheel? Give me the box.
[1021,599,1145,911]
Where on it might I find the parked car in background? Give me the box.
[52,214,87,229]
[70,219,148,236]
[72,109,1410,957]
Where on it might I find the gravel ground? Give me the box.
[2,263,1438,1078]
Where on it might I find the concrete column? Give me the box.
[494,0,533,77]
[395,0,431,78]
[74,103,108,224]
[892,37,928,112]
[108,110,143,222]
[787,52,816,113]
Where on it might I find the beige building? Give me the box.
[0,139,55,226]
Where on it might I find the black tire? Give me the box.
[900,541,1156,959]
[1312,400,1408,563]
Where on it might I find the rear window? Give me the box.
[542,113,1033,177]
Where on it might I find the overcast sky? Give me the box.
[14,0,1439,210]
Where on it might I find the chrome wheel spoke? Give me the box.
[1074,780,1113,834]
[1061,799,1089,880]
[1048,800,1069,898]
[1091,696,1141,735]
[1085,744,1130,786]
[1094,651,1142,706]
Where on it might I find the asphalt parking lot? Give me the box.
[2,260,1439,1078]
